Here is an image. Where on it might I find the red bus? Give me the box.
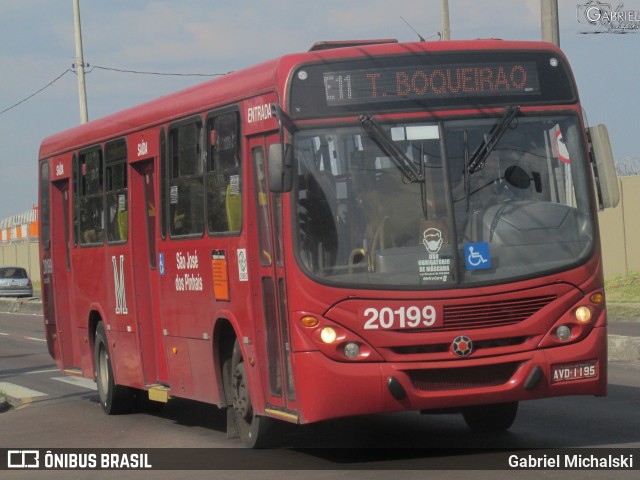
[38,39,619,447]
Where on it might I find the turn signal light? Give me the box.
[300,316,319,328]
[590,293,604,304]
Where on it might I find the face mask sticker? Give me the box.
[418,228,451,282]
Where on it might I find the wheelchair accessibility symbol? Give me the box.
[464,242,491,270]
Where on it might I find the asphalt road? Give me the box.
[610,321,640,337]
[1,310,639,480]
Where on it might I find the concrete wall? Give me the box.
[598,175,640,278]
[0,241,40,283]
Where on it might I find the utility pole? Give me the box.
[442,0,451,40]
[541,0,560,46]
[73,0,89,123]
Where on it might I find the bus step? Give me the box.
[148,385,171,403]
[63,368,83,376]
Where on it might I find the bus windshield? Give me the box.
[293,113,595,288]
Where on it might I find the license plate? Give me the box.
[551,360,598,383]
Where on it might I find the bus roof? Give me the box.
[39,39,565,159]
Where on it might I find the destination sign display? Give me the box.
[289,51,576,118]
[322,62,540,107]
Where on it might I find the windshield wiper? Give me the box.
[468,105,520,174]
[359,114,423,183]
[463,129,470,211]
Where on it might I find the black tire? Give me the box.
[462,401,518,433]
[94,321,132,414]
[222,339,271,448]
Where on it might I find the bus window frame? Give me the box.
[72,153,78,246]
[40,160,51,251]
[167,115,205,239]
[205,106,243,237]
[77,145,105,247]
[160,128,167,240]
[105,137,129,245]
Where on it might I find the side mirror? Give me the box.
[589,124,620,209]
[268,143,293,193]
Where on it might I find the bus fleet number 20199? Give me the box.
[363,306,437,330]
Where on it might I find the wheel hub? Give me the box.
[232,363,252,420]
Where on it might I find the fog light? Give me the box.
[556,325,572,342]
[320,327,337,344]
[575,306,592,323]
[344,342,360,359]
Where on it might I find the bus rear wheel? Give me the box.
[462,401,518,433]
[223,339,271,448]
[94,321,132,414]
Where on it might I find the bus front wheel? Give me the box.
[223,339,271,448]
[462,401,518,433]
[94,321,132,414]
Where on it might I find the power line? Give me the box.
[0,69,72,117]
[88,64,226,77]
[1,64,227,118]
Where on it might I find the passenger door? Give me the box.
[130,158,168,385]
[249,135,297,419]
[48,178,75,368]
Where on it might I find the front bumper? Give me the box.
[292,325,607,424]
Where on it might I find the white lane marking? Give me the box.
[0,333,46,341]
[51,377,97,390]
[51,376,97,391]
[25,369,60,375]
[0,382,47,399]
[23,336,46,342]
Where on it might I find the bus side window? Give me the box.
[169,120,204,236]
[105,139,128,243]
[78,148,104,245]
[207,110,242,234]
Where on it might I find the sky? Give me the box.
[1,0,639,221]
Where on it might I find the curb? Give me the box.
[0,297,42,315]
[0,391,25,411]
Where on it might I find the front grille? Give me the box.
[409,362,521,391]
[391,336,528,355]
[394,295,556,333]
[441,295,556,330]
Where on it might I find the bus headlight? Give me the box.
[320,327,337,344]
[538,292,603,349]
[298,314,384,362]
[575,306,592,323]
